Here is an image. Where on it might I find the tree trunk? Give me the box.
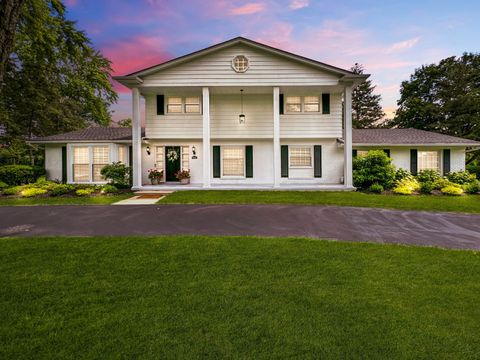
[0,0,25,85]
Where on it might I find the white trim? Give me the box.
[231,54,250,73]
[202,87,211,187]
[343,86,353,187]
[273,87,281,187]
[288,145,313,169]
[132,87,142,187]
[220,145,246,178]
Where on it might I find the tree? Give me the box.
[351,63,385,128]
[392,53,480,141]
[0,0,26,85]
[0,0,117,164]
[117,118,132,127]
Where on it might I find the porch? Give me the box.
[137,183,355,191]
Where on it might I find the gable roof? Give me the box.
[353,128,480,146]
[113,36,368,87]
[30,127,143,143]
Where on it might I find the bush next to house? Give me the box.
[441,185,463,196]
[420,182,434,195]
[446,171,476,185]
[0,181,8,190]
[416,169,441,183]
[51,184,75,196]
[100,162,131,187]
[393,177,420,195]
[394,168,411,182]
[368,183,384,193]
[353,150,396,190]
[0,165,46,185]
[463,180,480,194]
[75,188,95,196]
[101,184,118,194]
[21,188,48,198]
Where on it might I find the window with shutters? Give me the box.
[73,147,90,182]
[289,147,312,168]
[92,146,110,182]
[118,146,128,164]
[167,97,183,113]
[185,97,200,113]
[285,96,302,112]
[418,151,440,172]
[304,96,319,112]
[222,147,245,177]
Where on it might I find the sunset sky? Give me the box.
[64,0,480,122]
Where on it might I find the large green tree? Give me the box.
[0,0,117,164]
[392,53,480,140]
[351,63,385,128]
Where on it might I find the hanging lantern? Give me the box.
[239,89,245,124]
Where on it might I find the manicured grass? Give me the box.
[160,190,480,213]
[0,193,133,206]
[1,236,479,359]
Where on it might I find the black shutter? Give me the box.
[245,146,253,178]
[156,95,164,115]
[410,149,418,175]
[383,149,390,157]
[279,94,284,115]
[213,146,220,178]
[281,145,289,178]
[352,149,357,157]
[443,149,451,176]
[322,93,330,114]
[61,146,67,183]
[314,145,322,178]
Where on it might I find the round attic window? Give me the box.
[232,55,249,73]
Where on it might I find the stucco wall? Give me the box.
[45,145,63,181]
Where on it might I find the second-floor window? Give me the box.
[167,96,201,114]
[285,96,320,113]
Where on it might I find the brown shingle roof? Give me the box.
[31,127,143,142]
[353,128,480,146]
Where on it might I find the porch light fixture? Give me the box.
[146,146,151,155]
[192,146,196,155]
[239,89,245,124]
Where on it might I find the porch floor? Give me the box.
[135,184,355,191]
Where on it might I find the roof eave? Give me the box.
[112,76,144,89]
[353,143,478,147]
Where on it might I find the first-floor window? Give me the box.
[73,147,89,182]
[118,146,128,164]
[93,146,110,181]
[290,147,312,167]
[418,151,440,171]
[222,147,244,176]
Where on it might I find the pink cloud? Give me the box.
[229,3,265,15]
[64,0,78,6]
[289,0,309,10]
[386,37,420,53]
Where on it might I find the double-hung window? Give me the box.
[304,96,319,112]
[418,151,440,172]
[167,97,183,113]
[92,146,110,182]
[222,147,245,177]
[166,96,201,114]
[285,96,302,112]
[185,97,200,113]
[289,147,312,168]
[73,147,90,182]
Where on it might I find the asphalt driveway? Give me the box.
[1,204,480,250]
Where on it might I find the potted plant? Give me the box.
[148,168,164,185]
[175,170,191,184]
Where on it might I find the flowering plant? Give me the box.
[175,170,190,180]
[148,168,163,183]
[166,149,179,162]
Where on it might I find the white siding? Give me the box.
[45,145,63,181]
[210,94,273,139]
[145,94,202,139]
[141,44,341,87]
[280,93,343,138]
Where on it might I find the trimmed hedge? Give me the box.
[0,165,46,185]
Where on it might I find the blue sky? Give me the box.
[65,0,480,122]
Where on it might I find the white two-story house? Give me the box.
[113,37,367,190]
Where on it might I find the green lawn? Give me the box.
[160,190,480,213]
[1,236,479,359]
[0,193,132,206]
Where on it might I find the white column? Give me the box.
[273,87,281,187]
[132,87,142,188]
[344,85,353,187]
[202,87,211,187]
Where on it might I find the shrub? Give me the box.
[21,188,48,198]
[2,186,22,195]
[394,168,411,182]
[446,171,476,185]
[369,183,383,193]
[393,186,413,195]
[466,162,480,179]
[416,169,441,183]
[101,184,118,194]
[353,150,396,190]
[51,184,75,196]
[100,162,131,187]
[31,179,57,190]
[0,181,8,189]
[75,188,95,196]
[432,178,451,190]
[0,165,46,185]
[463,180,480,194]
[441,185,463,196]
[420,182,434,195]
[393,177,420,195]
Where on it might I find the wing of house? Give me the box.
[29,37,480,188]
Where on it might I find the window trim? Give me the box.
[417,150,441,172]
[231,55,250,73]
[68,143,115,184]
[289,146,313,169]
[220,146,246,178]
